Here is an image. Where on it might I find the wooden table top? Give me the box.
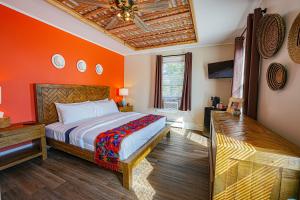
[212,111,300,157]
[0,122,44,138]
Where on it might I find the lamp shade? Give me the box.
[0,86,2,104]
[119,88,128,96]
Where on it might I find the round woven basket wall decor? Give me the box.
[288,13,300,64]
[257,14,285,59]
[267,63,287,90]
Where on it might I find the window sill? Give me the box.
[155,109,189,113]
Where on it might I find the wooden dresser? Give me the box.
[209,111,300,200]
[0,123,47,170]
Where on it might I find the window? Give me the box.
[162,55,185,110]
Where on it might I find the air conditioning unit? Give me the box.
[163,101,178,110]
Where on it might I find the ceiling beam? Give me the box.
[120,24,194,41]
[83,7,107,18]
[134,38,197,50]
[125,28,195,43]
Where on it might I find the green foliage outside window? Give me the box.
[162,61,184,100]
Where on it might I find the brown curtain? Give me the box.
[179,52,192,111]
[154,55,163,108]
[243,8,263,119]
[232,36,245,98]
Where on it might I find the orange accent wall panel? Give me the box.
[0,5,124,123]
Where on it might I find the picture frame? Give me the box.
[227,97,243,114]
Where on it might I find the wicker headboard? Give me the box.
[35,84,110,124]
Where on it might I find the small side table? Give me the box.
[119,105,133,112]
[0,123,47,170]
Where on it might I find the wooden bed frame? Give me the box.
[35,84,170,190]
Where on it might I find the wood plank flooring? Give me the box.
[0,128,209,200]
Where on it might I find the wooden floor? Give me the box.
[0,128,209,200]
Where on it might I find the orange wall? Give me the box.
[0,5,124,123]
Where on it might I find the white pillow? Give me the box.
[55,101,90,122]
[93,100,119,117]
[55,102,96,124]
[92,98,109,103]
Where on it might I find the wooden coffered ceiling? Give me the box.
[47,0,198,50]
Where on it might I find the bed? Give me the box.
[35,84,170,190]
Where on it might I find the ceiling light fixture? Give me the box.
[111,0,138,22]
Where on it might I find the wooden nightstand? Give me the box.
[119,105,133,112]
[0,123,47,170]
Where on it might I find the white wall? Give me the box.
[258,0,300,145]
[125,44,234,130]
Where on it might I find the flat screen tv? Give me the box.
[208,60,234,79]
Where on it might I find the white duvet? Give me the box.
[46,112,166,160]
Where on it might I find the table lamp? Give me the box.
[119,88,128,107]
[0,86,10,128]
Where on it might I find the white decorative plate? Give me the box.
[77,60,87,72]
[51,54,65,69]
[96,64,103,75]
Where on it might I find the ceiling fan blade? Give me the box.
[105,15,120,29]
[181,0,188,5]
[136,11,143,17]
[73,0,112,8]
[138,0,170,12]
[170,0,178,8]
[133,15,153,32]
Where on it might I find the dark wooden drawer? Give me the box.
[0,126,44,148]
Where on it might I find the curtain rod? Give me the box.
[240,8,267,37]
[162,53,186,58]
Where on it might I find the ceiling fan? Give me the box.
[71,0,179,32]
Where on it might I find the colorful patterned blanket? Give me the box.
[94,114,164,171]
